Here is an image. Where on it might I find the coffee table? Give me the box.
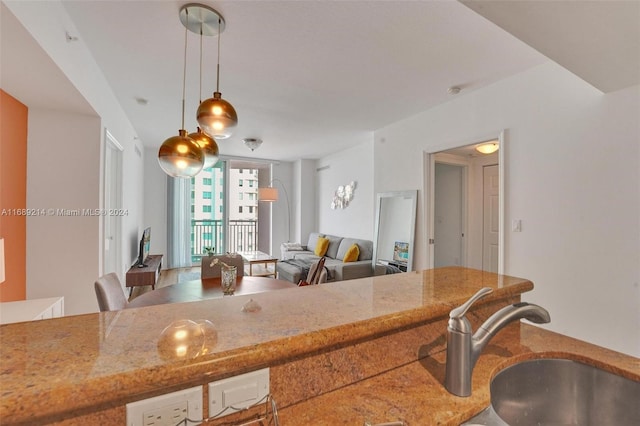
[238,250,278,278]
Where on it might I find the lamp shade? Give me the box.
[258,187,278,202]
[158,129,204,178]
[0,238,5,283]
[188,127,219,170]
[197,92,238,139]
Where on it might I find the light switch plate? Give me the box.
[208,368,269,419]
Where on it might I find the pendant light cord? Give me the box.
[199,28,203,104]
[216,17,221,92]
[181,9,189,130]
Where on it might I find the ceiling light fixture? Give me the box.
[476,142,499,154]
[243,138,263,151]
[182,4,238,140]
[158,8,204,178]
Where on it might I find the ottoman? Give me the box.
[276,261,304,283]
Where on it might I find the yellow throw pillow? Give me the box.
[314,237,330,257]
[343,244,360,262]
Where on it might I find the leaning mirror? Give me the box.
[372,190,417,272]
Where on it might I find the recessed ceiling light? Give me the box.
[135,97,149,106]
[447,86,461,95]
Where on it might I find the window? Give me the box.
[239,179,243,187]
[248,193,255,200]
[203,178,212,185]
[203,205,211,213]
[239,169,243,174]
[249,180,254,188]
[239,206,243,213]
[191,205,194,213]
[249,206,254,213]
[203,192,212,199]
[239,193,243,200]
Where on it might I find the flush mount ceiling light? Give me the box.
[476,142,499,154]
[243,138,263,151]
[158,8,204,178]
[180,4,238,140]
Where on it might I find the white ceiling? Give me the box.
[2,1,638,162]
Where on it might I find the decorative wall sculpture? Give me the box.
[331,181,356,209]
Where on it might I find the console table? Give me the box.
[125,254,163,296]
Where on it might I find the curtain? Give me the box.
[167,177,192,268]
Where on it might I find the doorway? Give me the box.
[426,132,504,273]
[102,130,123,277]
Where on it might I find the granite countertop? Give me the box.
[2,267,637,425]
[277,323,640,425]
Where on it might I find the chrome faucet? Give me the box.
[444,287,550,397]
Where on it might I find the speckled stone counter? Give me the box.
[1,267,637,425]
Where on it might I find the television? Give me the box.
[136,227,151,268]
[393,241,409,264]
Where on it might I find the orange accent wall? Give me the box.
[0,90,27,301]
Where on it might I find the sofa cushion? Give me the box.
[324,234,344,259]
[306,232,324,250]
[314,237,330,256]
[342,244,360,262]
[337,238,373,261]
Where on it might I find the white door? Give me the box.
[482,164,499,272]
[434,163,466,267]
[103,131,123,276]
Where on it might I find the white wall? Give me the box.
[143,147,167,263]
[374,62,639,357]
[26,110,100,315]
[295,159,317,245]
[9,1,146,314]
[316,140,375,240]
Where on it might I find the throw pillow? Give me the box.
[343,243,360,262]
[314,237,330,257]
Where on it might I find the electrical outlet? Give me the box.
[142,401,187,426]
[208,368,269,419]
[126,386,203,426]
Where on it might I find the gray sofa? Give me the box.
[277,232,375,283]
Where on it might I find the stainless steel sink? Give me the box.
[463,358,640,425]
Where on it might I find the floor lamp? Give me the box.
[258,179,291,242]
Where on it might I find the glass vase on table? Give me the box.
[221,265,237,295]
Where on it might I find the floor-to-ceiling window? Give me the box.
[189,160,262,264]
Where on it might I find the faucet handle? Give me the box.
[449,287,493,320]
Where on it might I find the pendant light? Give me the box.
[188,24,219,170]
[158,8,204,178]
[195,8,238,139]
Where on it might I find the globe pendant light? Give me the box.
[158,8,204,178]
[189,127,219,169]
[193,8,238,139]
